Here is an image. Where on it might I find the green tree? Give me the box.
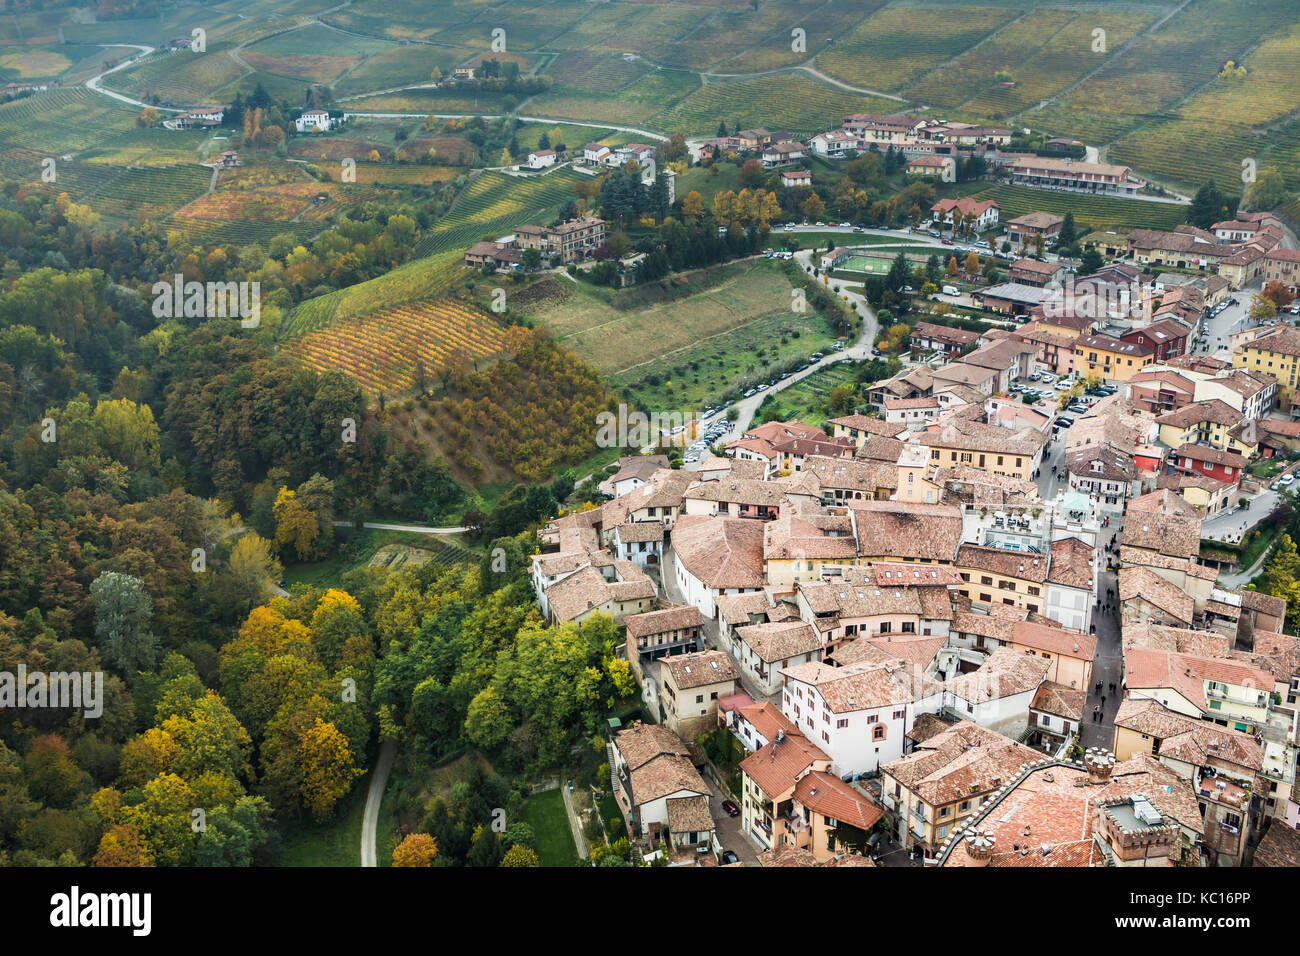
[90,571,158,673]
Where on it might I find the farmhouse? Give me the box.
[809,130,863,158]
[583,142,610,164]
[294,108,331,133]
[780,168,812,188]
[906,155,950,177]
[175,106,226,129]
[930,197,999,232]
[527,148,557,169]
[514,216,606,265]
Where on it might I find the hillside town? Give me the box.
[529,194,1300,865]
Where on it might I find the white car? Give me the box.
[1281,474,1295,486]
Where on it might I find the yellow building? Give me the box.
[1154,399,1257,458]
[824,414,907,451]
[1073,334,1156,382]
[954,544,1050,616]
[1234,326,1300,410]
[912,419,1045,482]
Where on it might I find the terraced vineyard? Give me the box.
[0,88,138,154]
[284,299,507,395]
[413,167,589,257]
[107,49,248,104]
[282,250,470,338]
[30,161,212,222]
[818,6,1021,92]
[650,75,902,138]
[165,217,321,247]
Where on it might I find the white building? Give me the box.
[528,148,557,169]
[295,109,331,133]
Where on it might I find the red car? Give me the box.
[721,800,740,817]
[941,237,954,245]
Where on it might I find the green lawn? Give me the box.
[598,792,628,843]
[280,777,368,866]
[520,788,581,867]
[751,363,859,427]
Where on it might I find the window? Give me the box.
[959,801,970,812]
[980,576,993,586]
[880,622,892,634]
[696,695,704,704]
[873,725,886,741]
[867,714,878,724]
[837,719,848,729]
[980,593,992,603]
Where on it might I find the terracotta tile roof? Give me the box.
[1113,698,1263,772]
[850,499,963,562]
[1065,443,1135,482]
[883,721,1040,807]
[672,514,766,589]
[944,646,1050,702]
[1121,495,1202,559]
[867,635,946,671]
[796,579,923,619]
[736,620,822,663]
[869,563,965,587]
[741,730,828,798]
[615,722,691,771]
[956,544,1048,583]
[736,700,799,742]
[785,658,938,712]
[715,591,773,625]
[629,753,708,805]
[763,513,859,561]
[1253,821,1300,867]
[746,420,829,444]
[661,650,737,689]
[1122,622,1231,658]
[908,712,959,744]
[616,521,664,543]
[1249,630,1300,680]
[1240,589,1286,620]
[624,604,702,639]
[1172,442,1248,470]
[856,434,907,462]
[1012,620,1096,660]
[914,416,1047,457]
[666,794,714,834]
[802,455,899,493]
[1047,536,1094,590]
[1031,680,1086,721]
[546,562,655,622]
[951,609,1018,642]
[1123,647,1274,712]
[1118,567,1194,624]
[830,638,899,667]
[827,414,907,437]
[794,770,884,830]
[684,476,790,507]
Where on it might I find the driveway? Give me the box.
[705,776,759,865]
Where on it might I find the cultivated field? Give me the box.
[285,298,507,396]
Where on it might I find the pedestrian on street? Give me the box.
[1096,681,1102,693]
[1101,695,1106,707]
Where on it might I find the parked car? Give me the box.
[721,800,740,817]
[1055,416,1074,428]
[743,389,756,397]
[757,384,768,391]
[1281,474,1295,486]
[941,237,954,245]
[720,850,740,865]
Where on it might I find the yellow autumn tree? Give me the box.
[501,844,539,867]
[392,832,439,867]
[239,604,311,657]
[273,486,321,561]
[681,189,704,222]
[300,718,363,822]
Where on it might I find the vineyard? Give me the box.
[107,49,248,105]
[966,185,1189,233]
[330,45,468,98]
[817,6,1021,92]
[165,217,321,247]
[412,167,588,257]
[650,75,902,138]
[282,250,470,338]
[544,52,653,93]
[664,0,880,72]
[239,51,361,84]
[0,88,138,155]
[29,161,213,222]
[284,298,507,396]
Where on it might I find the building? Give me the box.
[1119,319,1189,362]
[1004,211,1064,249]
[975,282,1054,316]
[1234,325,1300,410]
[610,722,709,846]
[910,321,981,358]
[1073,334,1155,381]
[1009,257,1065,287]
[1008,157,1143,197]
[527,148,557,169]
[907,155,951,177]
[513,216,606,265]
[780,168,812,188]
[295,108,331,133]
[623,605,703,680]
[1028,680,1087,754]
[583,142,610,164]
[930,197,999,233]
[761,140,805,166]
[1065,443,1140,507]
[659,650,738,737]
[912,417,1047,481]
[1261,248,1300,295]
[734,620,823,696]
[671,514,766,620]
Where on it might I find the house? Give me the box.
[808,130,863,158]
[906,155,951,177]
[1119,567,1195,628]
[930,197,999,233]
[1072,333,1155,381]
[1168,443,1248,486]
[1120,319,1190,362]
[879,720,1043,858]
[730,699,799,753]
[525,148,557,169]
[1122,646,1275,734]
[1007,620,1096,690]
[911,417,1047,481]
[612,143,656,166]
[610,520,664,568]
[849,499,963,565]
[610,722,709,846]
[175,106,226,129]
[1004,212,1064,249]
[623,605,703,681]
[658,650,738,737]
[294,108,331,133]
[739,728,882,859]
[539,556,656,625]
[910,321,980,358]
[761,140,805,166]
[939,647,1051,738]
[598,454,671,498]
[671,514,766,619]
[1008,257,1065,287]
[936,753,1202,867]
[452,65,477,79]
[1027,680,1087,754]
[1261,248,1300,295]
[1233,325,1300,410]
[781,657,941,777]
[780,168,812,188]
[218,150,239,168]
[513,216,605,265]
[1112,699,1266,866]
[1008,156,1143,196]
[1065,443,1140,508]
[734,620,823,696]
[463,240,523,272]
[583,142,610,164]
[735,128,773,150]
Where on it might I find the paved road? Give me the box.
[1079,524,1123,750]
[705,777,758,865]
[360,739,396,867]
[333,520,470,535]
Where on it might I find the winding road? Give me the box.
[360,739,396,867]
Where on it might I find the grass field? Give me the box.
[520,788,580,867]
[280,774,367,866]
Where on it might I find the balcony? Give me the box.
[1197,773,1251,810]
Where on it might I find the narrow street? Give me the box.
[1079,523,1123,750]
